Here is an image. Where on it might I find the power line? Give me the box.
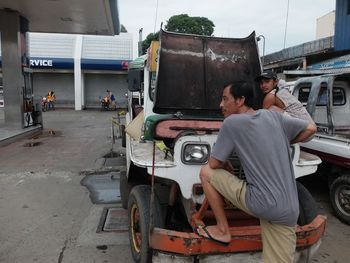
[153,0,159,33]
[283,0,290,49]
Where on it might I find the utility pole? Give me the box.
[138,28,143,57]
[257,35,266,69]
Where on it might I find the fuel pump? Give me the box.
[23,67,42,127]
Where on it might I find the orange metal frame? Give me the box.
[150,215,326,255]
[149,198,327,255]
[155,119,222,139]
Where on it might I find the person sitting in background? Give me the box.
[108,90,116,110]
[256,71,313,123]
[101,92,110,110]
[47,90,56,110]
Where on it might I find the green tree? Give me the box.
[141,32,159,55]
[165,14,215,36]
[140,14,215,55]
[121,24,127,33]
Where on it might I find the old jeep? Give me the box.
[121,30,326,263]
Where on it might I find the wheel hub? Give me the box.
[336,186,350,215]
[130,203,142,253]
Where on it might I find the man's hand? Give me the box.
[208,157,225,170]
[208,157,234,174]
[223,161,234,174]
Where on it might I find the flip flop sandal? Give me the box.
[194,225,230,246]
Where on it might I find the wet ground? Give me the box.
[0,109,131,263]
[81,171,122,204]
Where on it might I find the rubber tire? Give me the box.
[128,185,164,263]
[297,181,318,226]
[330,175,350,225]
[120,171,136,209]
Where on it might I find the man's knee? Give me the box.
[200,164,213,183]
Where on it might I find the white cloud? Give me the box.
[119,0,336,58]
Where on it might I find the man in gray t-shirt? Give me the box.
[196,81,316,263]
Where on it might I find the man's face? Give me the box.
[220,86,240,118]
[259,78,277,94]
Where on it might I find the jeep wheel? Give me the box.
[128,185,164,263]
[297,181,318,226]
[120,171,135,209]
[330,175,350,225]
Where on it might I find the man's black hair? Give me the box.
[225,81,254,108]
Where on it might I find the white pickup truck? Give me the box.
[292,73,350,225]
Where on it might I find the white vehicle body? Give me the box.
[292,73,350,224]
[125,66,321,205]
[121,30,325,263]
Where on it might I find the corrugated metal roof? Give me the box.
[28,33,76,58]
[264,37,333,65]
[82,33,132,60]
[1,32,133,60]
[284,53,350,75]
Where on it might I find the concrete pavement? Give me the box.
[0,108,42,148]
[0,109,132,263]
[0,109,349,263]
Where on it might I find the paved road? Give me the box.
[0,108,4,125]
[299,175,350,263]
[0,109,349,263]
[0,109,131,263]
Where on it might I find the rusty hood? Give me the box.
[153,30,263,115]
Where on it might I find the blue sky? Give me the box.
[119,0,336,58]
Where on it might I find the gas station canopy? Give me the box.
[0,0,120,35]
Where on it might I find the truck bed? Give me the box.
[301,132,350,167]
[334,129,350,139]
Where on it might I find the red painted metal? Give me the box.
[155,120,222,139]
[149,215,326,255]
[301,147,350,168]
[191,198,259,227]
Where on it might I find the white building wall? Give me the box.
[2,32,132,110]
[316,10,335,39]
[2,32,133,60]
[27,33,76,58]
[82,33,133,60]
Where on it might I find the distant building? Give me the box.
[316,10,335,39]
[334,0,350,51]
[0,32,133,109]
[264,0,350,79]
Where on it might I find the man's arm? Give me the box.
[263,93,285,109]
[291,122,317,144]
[208,157,234,174]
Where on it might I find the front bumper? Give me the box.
[150,215,326,261]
